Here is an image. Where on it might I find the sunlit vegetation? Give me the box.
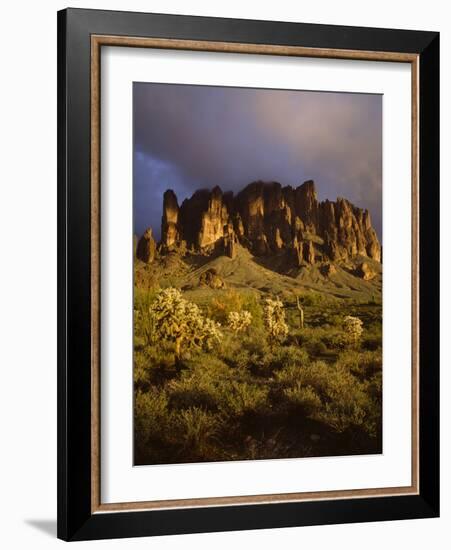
[134,285,382,464]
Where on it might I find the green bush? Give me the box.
[219,381,269,417]
[276,360,380,436]
[173,407,219,455]
[134,389,171,444]
[310,364,379,436]
[283,383,322,413]
[295,327,343,355]
[134,342,178,390]
[299,292,325,307]
[167,355,232,412]
[168,377,219,412]
[276,360,330,394]
[265,345,309,374]
[366,371,383,404]
[218,329,270,372]
[207,289,263,328]
[134,287,160,347]
[275,363,304,386]
[336,349,382,380]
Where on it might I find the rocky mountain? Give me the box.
[137,180,381,272]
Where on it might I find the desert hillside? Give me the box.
[135,179,382,301]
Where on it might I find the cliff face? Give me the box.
[161,190,179,249]
[158,180,381,265]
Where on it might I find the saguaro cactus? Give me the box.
[296,295,305,330]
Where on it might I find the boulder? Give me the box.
[321,263,337,277]
[356,261,377,280]
[199,268,225,289]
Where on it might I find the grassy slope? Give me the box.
[135,244,382,302]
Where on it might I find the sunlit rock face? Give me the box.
[152,180,381,265]
[136,227,156,263]
[161,189,180,250]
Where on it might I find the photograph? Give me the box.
[133,82,383,466]
[49,3,440,543]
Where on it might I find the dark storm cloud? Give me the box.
[133,83,382,241]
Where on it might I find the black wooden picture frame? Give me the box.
[57,7,439,541]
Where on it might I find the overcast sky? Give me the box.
[133,82,382,241]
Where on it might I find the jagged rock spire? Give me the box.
[156,180,381,264]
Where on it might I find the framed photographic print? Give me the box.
[57,8,439,541]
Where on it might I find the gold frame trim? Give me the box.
[90,35,420,514]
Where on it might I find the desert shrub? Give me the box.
[275,360,379,436]
[366,371,383,404]
[311,366,378,435]
[134,351,151,387]
[276,360,330,393]
[294,327,339,356]
[219,381,269,417]
[305,316,365,352]
[264,297,288,346]
[319,328,346,349]
[328,314,344,327]
[310,340,328,355]
[134,389,171,444]
[223,341,253,370]
[228,310,252,333]
[283,383,322,414]
[134,287,160,346]
[168,377,219,411]
[275,363,305,386]
[207,289,244,321]
[343,315,364,345]
[134,341,178,389]
[336,349,382,380]
[362,335,381,351]
[264,345,309,375]
[240,329,270,357]
[149,288,222,357]
[300,292,326,307]
[217,325,274,370]
[231,346,258,371]
[207,290,263,327]
[173,407,219,455]
[167,356,233,411]
[361,323,382,350]
[169,354,268,418]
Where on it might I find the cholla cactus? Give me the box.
[149,288,222,357]
[343,315,363,344]
[228,310,252,333]
[264,297,288,345]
